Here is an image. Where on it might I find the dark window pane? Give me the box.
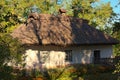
[65,50,72,62]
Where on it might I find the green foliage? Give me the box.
[0,34,23,66]
[0,1,24,79]
[0,34,23,80]
[114,57,120,80]
[31,69,43,78]
[114,60,120,74]
[44,69,63,80]
[0,1,20,33]
[0,66,15,80]
[112,22,120,56]
[19,64,118,80]
[0,0,113,31]
[113,22,120,37]
[0,0,61,33]
[0,1,118,79]
[84,72,117,80]
[18,64,117,80]
[71,0,113,29]
[57,67,77,80]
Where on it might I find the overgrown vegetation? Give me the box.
[0,0,119,80]
[16,64,117,80]
[0,34,24,80]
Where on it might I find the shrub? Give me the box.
[0,66,17,80]
[0,34,23,80]
[15,64,117,80]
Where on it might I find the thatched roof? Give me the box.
[11,13,119,46]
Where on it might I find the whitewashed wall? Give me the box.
[24,45,113,69]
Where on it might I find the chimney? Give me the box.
[59,8,66,15]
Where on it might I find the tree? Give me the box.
[1,0,113,30]
[0,0,24,65]
[0,0,62,32]
[111,1,120,78]
[70,0,113,29]
[0,1,25,79]
[0,34,23,80]
[112,22,120,56]
[112,22,120,79]
[112,10,120,80]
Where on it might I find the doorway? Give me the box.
[94,50,100,64]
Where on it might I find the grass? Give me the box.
[83,72,118,80]
[64,64,119,80]
[47,64,119,80]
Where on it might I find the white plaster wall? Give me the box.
[100,46,113,58]
[24,45,113,68]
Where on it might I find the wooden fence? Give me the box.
[93,57,120,65]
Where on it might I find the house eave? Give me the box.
[22,42,119,47]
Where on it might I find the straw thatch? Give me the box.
[11,13,119,46]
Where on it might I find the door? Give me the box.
[94,50,100,64]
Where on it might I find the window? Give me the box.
[65,50,72,62]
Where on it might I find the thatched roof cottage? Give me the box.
[12,13,119,69]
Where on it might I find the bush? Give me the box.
[84,73,117,80]
[0,66,17,80]
[15,64,117,80]
[0,34,23,80]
